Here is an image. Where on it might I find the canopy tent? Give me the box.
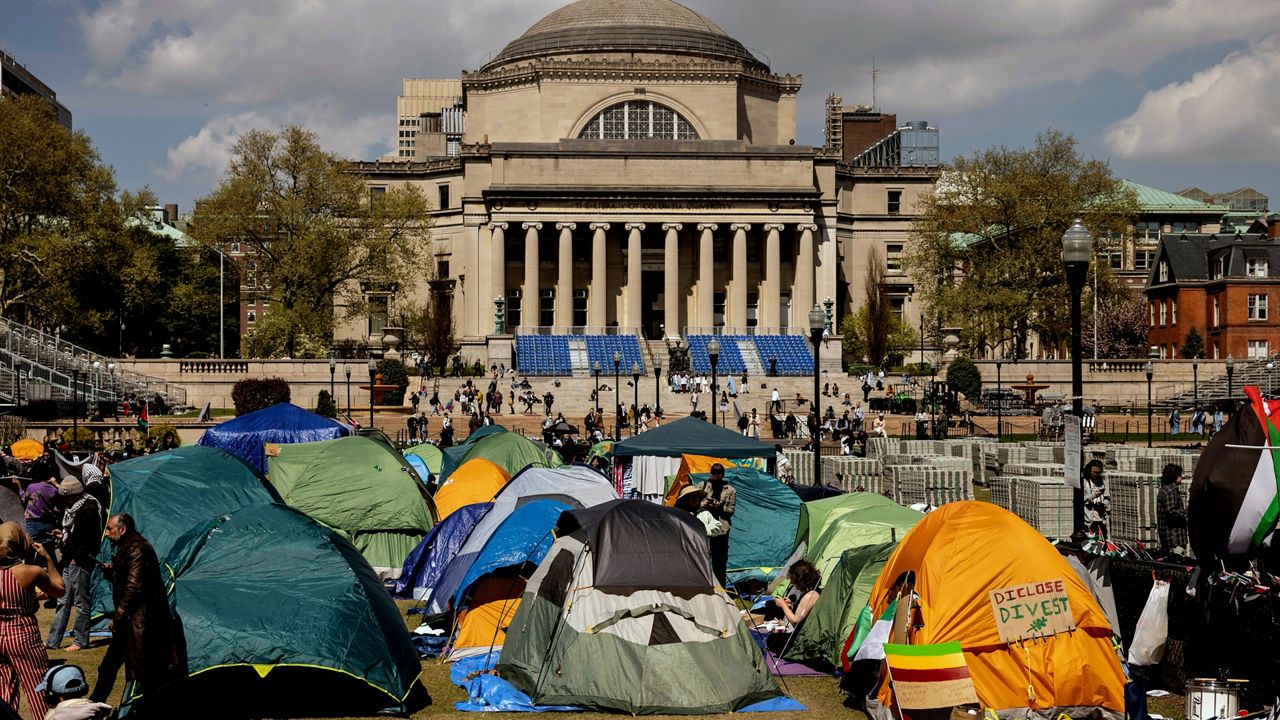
[784,542,895,668]
[432,458,510,521]
[441,431,563,484]
[91,445,279,621]
[424,465,618,614]
[863,501,1125,716]
[266,436,436,578]
[687,466,800,587]
[394,503,490,600]
[611,416,775,459]
[198,403,350,475]
[160,504,426,717]
[496,500,782,714]
[9,438,42,462]
[449,498,569,661]
[663,454,737,506]
[403,442,444,477]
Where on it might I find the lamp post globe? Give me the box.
[707,338,721,426]
[808,305,825,486]
[613,351,622,441]
[1062,218,1092,541]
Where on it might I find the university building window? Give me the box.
[1248,293,1268,321]
[1171,300,1177,325]
[1135,251,1155,271]
[506,289,522,328]
[887,190,902,215]
[1248,258,1269,277]
[1249,339,1271,359]
[578,101,699,140]
[1159,302,1167,327]
[1157,260,1169,282]
[886,244,903,272]
[1213,296,1220,327]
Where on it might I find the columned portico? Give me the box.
[489,222,508,317]
[729,224,750,326]
[697,223,716,330]
[590,223,609,327]
[795,223,816,325]
[761,223,783,328]
[662,223,682,338]
[625,223,645,329]
[555,223,575,327]
[522,222,541,329]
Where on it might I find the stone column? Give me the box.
[556,223,576,328]
[625,223,645,330]
[730,223,750,327]
[761,224,783,329]
[697,224,716,328]
[795,223,817,328]
[489,223,508,323]
[590,223,610,328]
[662,223,682,338]
[816,223,836,319]
[522,222,541,330]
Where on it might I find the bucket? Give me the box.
[1185,679,1242,720]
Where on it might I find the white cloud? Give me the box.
[1105,35,1280,162]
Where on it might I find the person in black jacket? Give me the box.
[45,477,101,651]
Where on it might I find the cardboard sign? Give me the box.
[1064,415,1082,489]
[988,579,1075,644]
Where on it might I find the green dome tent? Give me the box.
[440,430,563,483]
[404,442,444,476]
[91,445,279,621]
[266,436,436,578]
[159,504,427,717]
[783,542,896,668]
[804,498,921,585]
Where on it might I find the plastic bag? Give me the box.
[1128,580,1169,666]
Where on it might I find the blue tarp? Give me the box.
[454,499,568,607]
[394,503,491,600]
[692,467,802,587]
[198,403,351,475]
[450,652,805,713]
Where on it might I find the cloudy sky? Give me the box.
[8,0,1280,213]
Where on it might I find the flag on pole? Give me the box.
[883,641,978,710]
[137,400,149,432]
[1189,385,1280,559]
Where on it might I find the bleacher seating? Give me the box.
[686,335,748,375]
[580,335,645,375]
[515,335,572,376]
[752,335,814,375]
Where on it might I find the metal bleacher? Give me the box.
[685,333,815,376]
[686,335,748,374]
[582,335,645,375]
[752,335,814,375]
[514,335,572,376]
[515,333,646,376]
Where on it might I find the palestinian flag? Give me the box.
[843,598,898,669]
[883,641,978,711]
[1189,385,1280,560]
[137,400,149,432]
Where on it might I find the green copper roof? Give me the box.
[1124,180,1228,213]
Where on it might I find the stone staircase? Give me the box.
[1165,354,1279,407]
[737,339,765,378]
[568,338,590,377]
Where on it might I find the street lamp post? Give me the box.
[367,358,377,429]
[1152,361,1162,445]
[1062,218,1092,539]
[328,353,336,415]
[995,355,1003,442]
[613,351,622,441]
[72,368,80,450]
[1192,356,1199,420]
[631,363,640,435]
[707,338,721,426]
[593,362,601,417]
[809,306,825,486]
[1270,362,1276,397]
[1226,355,1235,403]
[653,358,663,416]
[344,365,352,418]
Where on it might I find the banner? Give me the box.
[988,579,1075,644]
[884,641,978,710]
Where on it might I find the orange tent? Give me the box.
[450,576,524,660]
[662,454,737,506]
[866,501,1124,713]
[10,439,43,462]
[433,458,510,521]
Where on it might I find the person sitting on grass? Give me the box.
[763,559,822,654]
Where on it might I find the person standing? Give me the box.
[695,464,736,589]
[1157,463,1188,554]
[17,477,59,551]
[90,514,185,709]
[0,522,63,719]
[770,387,781,414]
[1168,407,1180,437]
[46,478,101,652]
[1082,459,1110,539]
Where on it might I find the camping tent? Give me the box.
[198,403,350,475]
[441,431,563,484]
[160,503,426,717]
[863,501,1125,715]
[801,494,921,586]
[686,466,800,586]
[784,542,895,668]
[439,424,508,479]
[394,503,491,600]
[662,454,737,506]
[266,436,436,578]
[91,445,279,621]
[611,416,775,459]
[795,492,916,552]
[496,500,782,714]
[425,465,618,614]
[404,442,444,477]
[432,458,510,521]
[449,498,569,661]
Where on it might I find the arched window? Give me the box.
[578,101,699,140]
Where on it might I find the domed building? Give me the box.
[352,0,939,373]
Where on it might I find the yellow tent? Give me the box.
[661,454,737,506]
[10,439,43,462]
[450,576,523,660]
[433,458,510,521]
[867,501,1124,714]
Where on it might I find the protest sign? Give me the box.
[988,579,1075,644]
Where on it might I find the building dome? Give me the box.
[484,0,765,71]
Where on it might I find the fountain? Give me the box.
[1009,373,1050,405]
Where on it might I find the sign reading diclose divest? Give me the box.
[988,579,1075,644]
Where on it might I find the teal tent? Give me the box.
[91,446,279,621]
[159,504,427,717]
[691,466,801,586]
[440,424,508,479]
[612,417,775,459]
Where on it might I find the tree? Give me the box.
[945,356,982,401]
[1081,291,1150,359]
[0,95,119,327]
[192,126,433,356]
[399,291,456,374]
[906,130,1139,359]
[841,247,917,366]
[1182,327,1205,360]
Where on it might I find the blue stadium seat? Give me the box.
[752,335,814,375]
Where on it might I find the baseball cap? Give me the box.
[36,664,88,698]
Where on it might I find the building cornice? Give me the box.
[462,57,801,94]
[348,158,462,176]
[836,164,942,179]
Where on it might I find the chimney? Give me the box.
[164,204,178,224]
[1270,215,1280,239]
